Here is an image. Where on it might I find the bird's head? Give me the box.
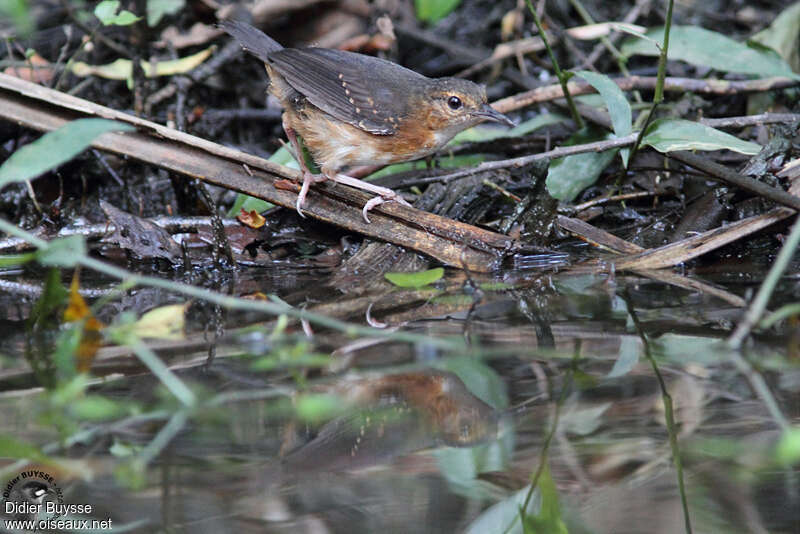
[421,78,514,145]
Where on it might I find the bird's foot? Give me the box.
[361,191,411,223]
[330,173,410,223]
[295,171,328,218]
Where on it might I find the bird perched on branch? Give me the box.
[220,20,514,222]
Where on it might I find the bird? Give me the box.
[219,20,515,222]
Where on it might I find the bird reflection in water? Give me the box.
[280,369,499,474]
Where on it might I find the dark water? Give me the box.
[0,264,798,533]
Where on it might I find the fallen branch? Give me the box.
[558,174,800,272]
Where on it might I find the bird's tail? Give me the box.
[218,20,283,62]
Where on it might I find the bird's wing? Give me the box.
[267,48,427,135]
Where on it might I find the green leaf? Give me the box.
[776,427,800,466]
[520,463,568,534]
[94,0,141,26]
[437,357,508,410]
[652,334,726,365]
[561,403,610,436]
[71,395,126,421]
[131,304,186,340]
[574,70,632,166]
[146,0,184,26]
[50,374,91,405]
[53,326,80,380]
[751,2,800,73]
[0,436,48,461]
[621,25,800,79]
[0,0,34,36]
[465,484,539,534]
[546,127,618,202]
[415,0,461,22]
[109,439,140,457]
[607,336,641,378]
[0,119,134,189]
[71,46,214,80]
[642,118,761,155]
[34,235,87,268]
[295,394,345,423]
[0,253,36,268]
[385,267,444,288]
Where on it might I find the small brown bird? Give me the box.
[220,21,514,222]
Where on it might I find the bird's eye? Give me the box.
[447,96,462,110]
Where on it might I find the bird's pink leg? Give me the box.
[283,121,325,217]
[283,120,408,223]
[326,173,411,223]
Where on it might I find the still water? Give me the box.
[0,263,798,533]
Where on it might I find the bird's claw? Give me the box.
[361,191,411,223]
[295,171,326,218]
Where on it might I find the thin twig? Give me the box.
[411,134,637,187]
[670,151,800,212]
[491,76,799,114]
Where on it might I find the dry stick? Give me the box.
[491,76,799,114]
[0,72,515,271]
[700,113,800,128]
[0,216,242,254]
[557,215,643,254]
[559,177,800,271]
[145,38,243,112]
[570,190,656,212]
[394,24,534,90]
[611,207,797,270]
[557,215,747,308]
[669,151,800,211]
[580,0,651,71]
[411,134,638,187]
[568,0,628,70]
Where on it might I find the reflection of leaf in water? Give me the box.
[464,463,566,534]
[561,402,611,437]
[464,483,538,534]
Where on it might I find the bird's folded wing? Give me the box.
[267,48,426,135]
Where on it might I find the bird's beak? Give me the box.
[473,104,515,127]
